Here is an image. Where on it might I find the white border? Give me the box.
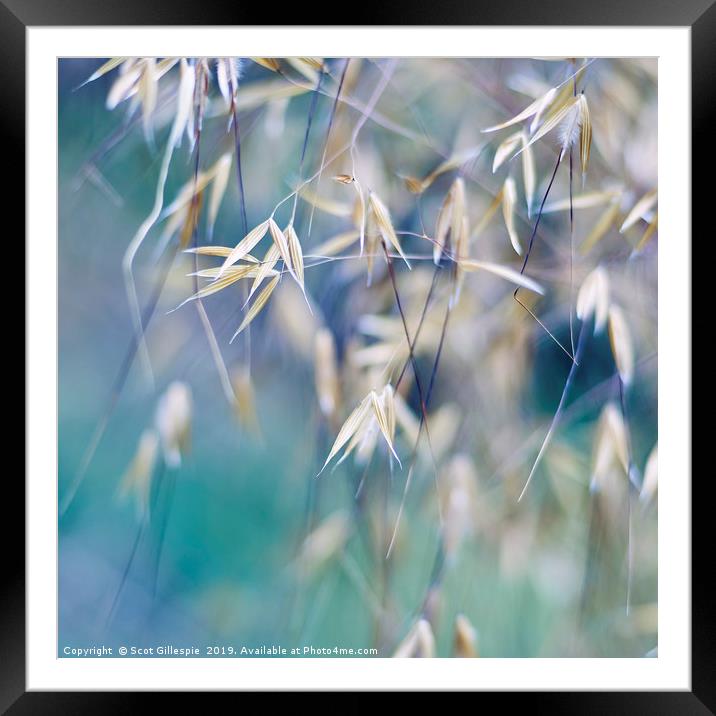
[27,27,691,690]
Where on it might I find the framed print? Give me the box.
[8,1,707,709]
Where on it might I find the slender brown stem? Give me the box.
[514,149,577,363]
[384,243,456,558]
[307,59,349,240]
[381,242,437,473]
[394,262,441,390]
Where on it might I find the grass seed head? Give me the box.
[620,189,657,233]
[608,304,635,386]
[576,266,610,333]
[231,366,261,436]
[453,614,479,657]
[393,618,436,658]
[118,428,160,520]
[501,176,521,255]
[591,402,629,494]
[368,191,410,268]
[296,511,350,576]
[155,381,193,469]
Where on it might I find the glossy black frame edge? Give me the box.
[7,0,708,710]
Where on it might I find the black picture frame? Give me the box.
[7,1,706,710]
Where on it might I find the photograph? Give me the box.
[56,56,659,660]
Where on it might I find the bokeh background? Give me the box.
[58,57,657,657]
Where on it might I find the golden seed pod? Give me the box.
[453,614,479,657]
